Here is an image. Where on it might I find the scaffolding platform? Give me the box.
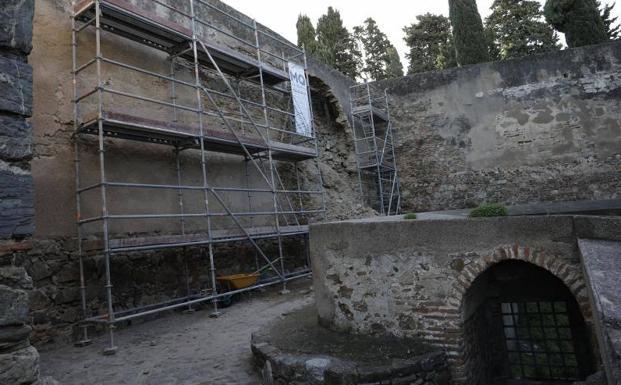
[180,40,289,86]
[78,112,317,161]
[351,105,389,123]
[83,225,309,253]
[74,0,288,85]
[75,0,192,51]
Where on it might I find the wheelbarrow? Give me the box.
[215,272,260,307]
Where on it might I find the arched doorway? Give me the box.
[462,260,596,384]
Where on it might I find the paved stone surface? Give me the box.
[39,280,314,385]
[578,239,621,385]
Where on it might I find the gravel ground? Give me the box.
[39,279,314,385]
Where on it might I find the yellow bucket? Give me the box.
[217,272,260,290]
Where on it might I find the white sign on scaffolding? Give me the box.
[288,62,313,138]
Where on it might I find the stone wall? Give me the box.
[376,42,621,212]
[578,239,621,385]
[310,216,621,384]
[0,1,56,384]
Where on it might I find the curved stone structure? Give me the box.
[310,215,621,384]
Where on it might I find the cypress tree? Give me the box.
[485,0,561,60]
[354,18,404,80]
[316,7,361,78]
[449,0,490,66]
[296,15,318,54]
[404,13,456,74]
[544,0,609,47]
[385,46,405,78]
[598,1,620,39]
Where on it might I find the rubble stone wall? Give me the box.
[377,42,621,212]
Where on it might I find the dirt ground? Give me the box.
[38,279,314,385]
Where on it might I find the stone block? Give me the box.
[0,285,29,326]
[0,345,39,385]
[0,325,31,353]
[0,114,31,161]
[0,266,33,290]
[0,54,33,116]
[0,163,34,239]
[0,0,35,54]
[35,377,60,385]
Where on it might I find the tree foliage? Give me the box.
[544,0,609,47]
[353,18,404,80]
[385,46,405,78]
[316,7,361,78]
[449,0,490,65]
[296,14,318,54]
[485,0,561,60]
[598,1,620,39]
[404,13,457,74]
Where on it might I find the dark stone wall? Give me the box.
[0,1,55,385]
[12,236,307,344]
[0,4,35,241]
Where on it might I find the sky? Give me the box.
[224,0,621,68]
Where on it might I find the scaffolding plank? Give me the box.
[75,0,192,52]
[352,105,389,122]
[75,0,289,85]
[82,225,309,252]
[78,111,317,160]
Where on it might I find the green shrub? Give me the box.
[469,203,508,218]
[404,213,418,220]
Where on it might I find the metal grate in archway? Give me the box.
[501,301,580,381]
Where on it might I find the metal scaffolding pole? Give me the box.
[93,0,118,355]
[253,19,287,293]
[72,13,92,349]
[189,0,220,317]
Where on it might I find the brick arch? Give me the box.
[448,245,594,384]
[454,245,591,319]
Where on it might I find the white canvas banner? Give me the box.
[288,62,312,137]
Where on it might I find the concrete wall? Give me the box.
[310,216,621,383]
[377,42,621,212]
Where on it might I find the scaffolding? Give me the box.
[349,83,401,216]
[71,0,325,353]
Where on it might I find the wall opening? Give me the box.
[462,260,595,385]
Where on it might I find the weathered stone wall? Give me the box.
[310,216,621,383]
[376,42,621,212]
[0,1,56,384]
